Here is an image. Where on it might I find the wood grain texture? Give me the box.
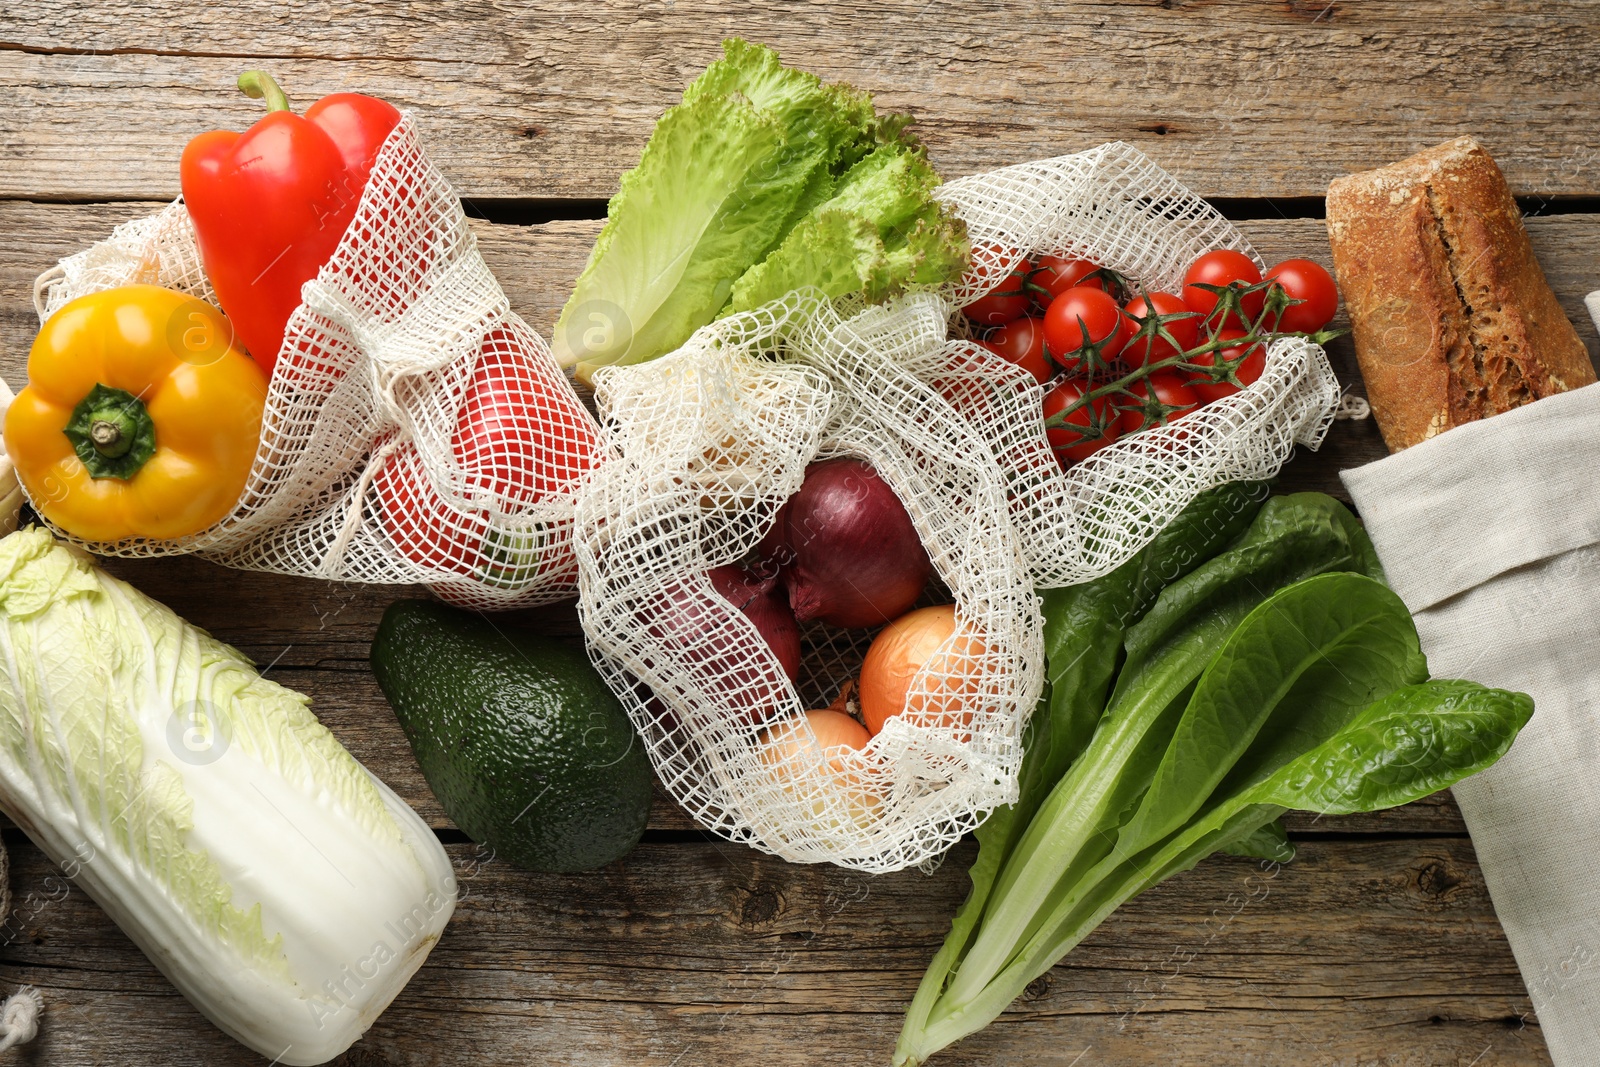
[0,833,1545,1066]
[2,202,1596,838]
[3,2,1600,201]
[0,170,1577,1067]
[0,10,1586,1065]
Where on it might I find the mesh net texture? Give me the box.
[933,142,1342,588]
[32,132,1340,871]
[576,290,1044,873]
[30,115,602,608]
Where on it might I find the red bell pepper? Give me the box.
[180,71,400,375]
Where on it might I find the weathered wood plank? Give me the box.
[0,832,1545,1065]
[2,202,1596,837]
[3,2,1600,201]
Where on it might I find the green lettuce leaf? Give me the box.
[725,209,886,317]
[725,140,968,313]
[553,38,969,384]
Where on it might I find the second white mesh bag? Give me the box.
[30,115,604,608]
[933,142,1342,588]
[575,291,1044,873]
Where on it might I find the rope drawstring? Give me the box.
[0,986,41,1051]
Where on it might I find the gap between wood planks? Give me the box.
[448,826,1477,849]
[2,819,1475,862]
[450,194,1600,226]
[8,192,1600,223]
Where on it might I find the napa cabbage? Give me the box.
[0,528,455,1065]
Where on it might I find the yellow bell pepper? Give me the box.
[3,284,267,542]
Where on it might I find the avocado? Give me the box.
[371,599,652,873]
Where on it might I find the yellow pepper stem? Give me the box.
[63,384,157,480]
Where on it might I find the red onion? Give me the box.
[707,564,802,683]
[768,458,931,629]
[638,564,801,728]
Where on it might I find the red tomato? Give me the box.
[1121,291,1200,366]
[1183,249,1265,330]
[1043,286,1129,371]
[1263,258,1339,334]
[1031,255,1104,309]
[375,330,603,587]
[1043,378,1120,465]
[1118,370,1200,436]
[1187,329,1267,403]
[979,316,1052,385]
[965,248,1034,326]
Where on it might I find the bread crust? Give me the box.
[1326,136,1596,452]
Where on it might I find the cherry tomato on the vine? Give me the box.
[1043,378,1120,465]
[1263,258,1339,334]
[1118,370,1200,436]
[1183,249,1264,330]
[978,316,1052,385]
[964,247,1034,326]
[1030,255,1104,309]
[1186,328,1266,403]
[1121,291,1199,367]
[1043,286,1129,372]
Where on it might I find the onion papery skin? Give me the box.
[774,458,931,629]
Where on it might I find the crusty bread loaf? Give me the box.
[1326,136,1596,452]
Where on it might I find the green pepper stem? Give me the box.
[237,70,291,113]
[89,419,130,458]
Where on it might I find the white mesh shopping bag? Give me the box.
[571,143,1339,872]
[29,115,603,608]
[575,291,1044,873]
[933,142,1342,588]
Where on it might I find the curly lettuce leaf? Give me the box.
[554,40,871,378]
[725,140,968,314]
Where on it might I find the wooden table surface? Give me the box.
[3,4,1598,1065]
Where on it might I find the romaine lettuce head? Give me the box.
[553,38,969,385]
[0,529,455,1065]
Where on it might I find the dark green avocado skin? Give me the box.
[371,599,652,873]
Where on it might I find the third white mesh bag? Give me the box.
[575,291,1044,874]
[30,115,603,609]
[933,142,1342,588]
